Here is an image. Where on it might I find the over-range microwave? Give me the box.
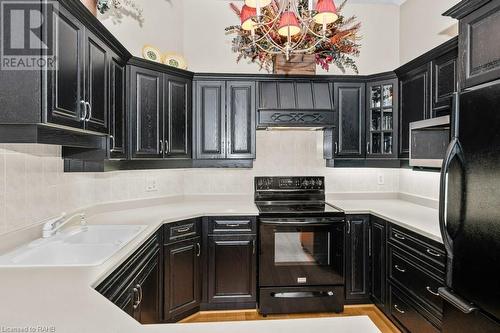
[409,115,451,168]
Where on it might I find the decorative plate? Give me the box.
[163,52,188,70]
[142,45,162,63]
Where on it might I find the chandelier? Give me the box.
[227,0,361,72]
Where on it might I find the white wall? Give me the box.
[182,1,400,75]
[99,0,185,57]
[399,0,460,64]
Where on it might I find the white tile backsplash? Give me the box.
[0,132,440,236]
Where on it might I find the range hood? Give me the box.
[257,80,335,130]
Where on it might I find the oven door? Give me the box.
[259,219,345,287]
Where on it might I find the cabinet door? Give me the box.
[345,215,370,303]
[432,50,457,117]
[84,30,109,133]
[334,83,366,158]
[207,235,256,305]
[164,76,192,159]
[46,5,85,129]
[130,66,163,159]
[366,79,398,159]
[109,56,126,159]
[399,64,430,158]
[134,252,160,324]
[195,81,226,159]
[459,0,500,89]
[164,238,201,322]
[226,81,256,159]
[370,218,387,311]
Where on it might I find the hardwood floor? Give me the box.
[180,305,400,333]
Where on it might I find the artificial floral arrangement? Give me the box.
[226,0,361,73]
[97,0,143,20]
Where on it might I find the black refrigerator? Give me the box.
[438,81,500,332]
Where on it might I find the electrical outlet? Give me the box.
[145,177,158,192]
[377,174,385,185]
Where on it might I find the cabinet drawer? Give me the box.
[389,246,444,318]
[207,216,256,235]
[164,219,201,244]
[97,232,160,301]
[390,285,440,333]
[388,224,445,271]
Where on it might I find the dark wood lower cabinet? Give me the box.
[164,237,201,322]
[370,217,387,312]
[206,235,257,307]
[134,252,161,324]
[345,215,371,304]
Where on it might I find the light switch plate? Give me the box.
[377,174,385,185]
[145,177,158,192]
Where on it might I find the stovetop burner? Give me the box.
[254,177,345,219]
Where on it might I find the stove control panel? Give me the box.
[255,177,325,191]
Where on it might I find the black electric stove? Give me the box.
[255,177,346,316]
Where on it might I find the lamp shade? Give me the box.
[314,0,338,24]
[240,5,257,31]
[278,11,301,37]
[245,0,272,8]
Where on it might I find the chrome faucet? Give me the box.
[42,213,86,238]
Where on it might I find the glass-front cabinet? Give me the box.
[366,78,399,159]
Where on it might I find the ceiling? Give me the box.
[220,0,408,5]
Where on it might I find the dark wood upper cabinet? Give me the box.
[46,5,86,129]
[195,81,226,159]
[129,66,163,159]
[164,75,192,159]
[207,235,257,305]
[226,81,256,159]
[84,30,109,133]
[366,78,399,159]
[164,237,201,322]
[445,0,500,89]
[109,56,126,159]
[195,80,256,160]
[345,215,371,304]
[432,50,458,117]
[370,217,387,312]
[334,82,366,158]
[398,63,431,158]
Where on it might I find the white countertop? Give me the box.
[0,194,440,333]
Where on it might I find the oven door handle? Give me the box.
[260,219,345,226]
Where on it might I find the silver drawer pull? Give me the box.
[394,304,405,314]
[175,226,191,233]
[394,233,405,240]
[426,249,442,257]
[426,286,440,296]
[225,224,240,227]
[394,265,406,273]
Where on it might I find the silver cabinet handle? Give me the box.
[367,141,370,154]
[176,226,191,233]
[196,243,201,257]
[85,102,92,122]
[137,284,143,303]
[109,135,115,152]
[79,100,87,121]
[394,265,406,273]
[225,224,240,228]
[334,142,338,155]
[426,249,442,257]
[426,286,440,296]
[132,287,140,309]
[394,304,405,314]
[394,233,405,240]
[165,140,169,154]
[160,140,163,154]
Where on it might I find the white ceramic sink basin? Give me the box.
[0,225,147,267]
